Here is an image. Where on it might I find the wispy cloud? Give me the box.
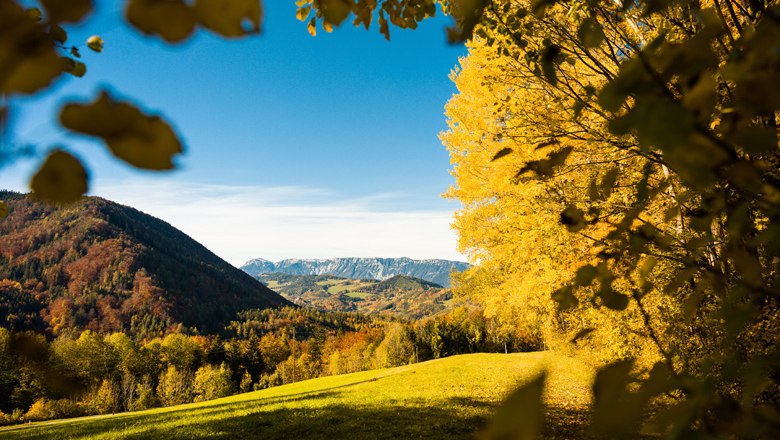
[94,180,464,267]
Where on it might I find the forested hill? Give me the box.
[0,191,290,338]
[242,257,470,287]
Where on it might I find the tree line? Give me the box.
[0,305,536,425]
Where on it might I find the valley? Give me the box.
[257,273,455,319]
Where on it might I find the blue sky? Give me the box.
[3,1,468,266]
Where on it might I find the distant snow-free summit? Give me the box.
[240,257,470,287]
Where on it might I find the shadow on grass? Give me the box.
[0,374,392,437]
[2,395,494,440]
[1,397,612,440]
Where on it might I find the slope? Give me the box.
[0,352,595,440]
[258,273,453,318]
[0,191,290,337]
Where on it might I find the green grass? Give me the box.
[0,352,595,440]
[344,291,373,299]
[324,280,374,296]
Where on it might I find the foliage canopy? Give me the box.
[1,0,779,437]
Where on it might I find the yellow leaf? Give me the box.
[59,91,183,170]
[296,6,311,22]
[41,0,92,23]
[125,0,196,43]
[307,17,317,36]
[0,1,68,94]
[86,35,104,52]
[194,0,262,37]
[30,150,88,203]
[481,372,546,440]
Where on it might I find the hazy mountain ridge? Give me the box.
[0,191,290,337]
[257,273,453,319]
[242,257,469,287]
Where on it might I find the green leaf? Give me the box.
[30,149,88,203]
[320,0,352,26]
[530,0,557,18]
[0,2,69,95]
[577,17,605,49]
[591,359,646,436]
[598,58,648,112]
[65,59,86,77]
[599,167,620,200]
[481,372,546,440]
[447,0,487,43]
[540,43,561,85]
[86,35,104,52]
[50,24,68,44]
[599,286,629,310]
[632,96,695,151]
[492,147,513,161]
[126,0,197,43]
[518,146,572,178]
[59,91,183,170]
[727,248,764,288]
[26,7,42,21]
[552,285,578,310]
[41,0,92,23]
[570,328,595,343]
[0,201,7,218]
[575,265,598,286]
[682,73,716,121]
[729,126,778,155]
[560,205,586,232]
[193,0,262,37]
[726,161,764,194]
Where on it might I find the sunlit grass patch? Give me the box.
[0,352,594,440]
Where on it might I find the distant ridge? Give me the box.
[241,257,469,287]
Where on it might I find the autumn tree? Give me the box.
[157,365,193,407]
[443,0,780,438]
[193,363,235,402]
[3,0,779,436]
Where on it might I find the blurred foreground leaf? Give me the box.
[481,371,546,440]
[126,0,197,42]
[194,0,262,36]
[41,0,92,23]
[59,91,183,170]
[0,1,69,94]
[30,149,88,203]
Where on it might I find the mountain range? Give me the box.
[0,191,289,338]
[241,257,469,287]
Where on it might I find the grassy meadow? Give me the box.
[0,352,594,440]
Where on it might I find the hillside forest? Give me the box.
[1,0,780,438]
[0,192,532,425]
